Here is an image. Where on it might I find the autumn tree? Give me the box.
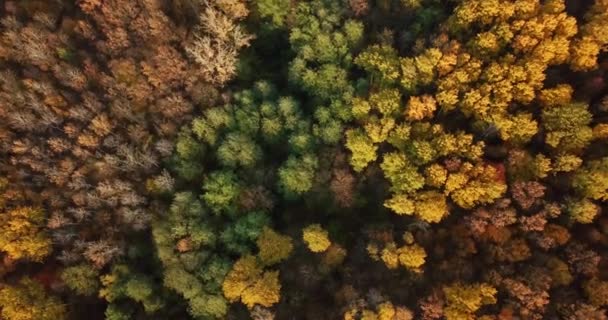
[61,264,100,296]
[222,255,281,309]
[0,277,67,320]
[256,227,293,266]
[0,206,51,262]
[443,282,497,320]
[302,224,332,253]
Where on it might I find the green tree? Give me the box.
[345,128,378,172]
[61,264,100,296]
[354,45,400,86]
[202,171,242,215]
[220,211,270,255]
[99,265,165,314]
[217,132,262,168]
[542,102,593,152]
[256,0,291,27]
[278,154,318,197]
[572,157,608,201]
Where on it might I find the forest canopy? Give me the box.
[1,0,608,319]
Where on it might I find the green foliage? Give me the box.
[573,157,608,201]
[7,1,608,319]
[278,154,319,197]
[256,0,291,27]
[202,171,242,215]
[173,129,205,181]
[61,264,100,296]
[105,304,132,320]
[542,103,593,152]
[217,132,262,168]
[287,0,363,145]
[100,265,165,314]
[400,48,442,93]
[345,128,378,172]
[221,211,270,255]
[381,153,425,194]
[354,45,400,86]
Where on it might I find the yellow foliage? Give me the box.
[377,241,426,271]
[445,163,507,209]
[222,255,281,309]
[256,227,293,266]
[370,89,402,116]
[380,152,424,193]
[387,123,411,149]
[222,255,262,303]
[352,97,371,119]
[424,164,447,187]
[365,117,396,143]
[443,282,497,320]
[472,31,502,55]
[367,243,380,260]
[381,243,400,269]
[345,129,378,172]
[492,113,538,144]
[538,84,573,107]
[397,243,426,271]
[384,194,415,216]
[377,302,396,320]
[414,191,448,223]
[405,95,437,121]
[361,310,379,320]
[533,154,553,179]
[553,153,582,172]
[240,270,280,308]
[0,278,67,320]
[567,198,599,224]
[435,89,459,110]
[570,37,601,71]
[0,207,51,262]
[302,224,331,253]
[400,49,442,92]
[345,301,412,320]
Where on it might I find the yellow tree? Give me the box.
[222,255,281,309]
[443,282,497,320]
[0,207,51,262]
[345,128,378,172]
[405,95,437,121]
[0,277,67,320]
[302,224,331,253]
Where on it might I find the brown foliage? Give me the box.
[349,0,369,17]
[330,168,356,208]
[0,0,250,267]
[511,181,546,210]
